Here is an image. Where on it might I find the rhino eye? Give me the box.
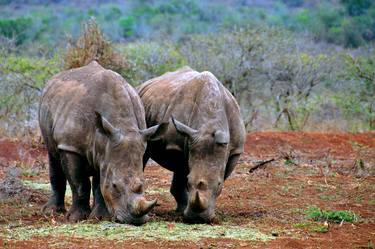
[112,183,118,189]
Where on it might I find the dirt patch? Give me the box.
[246,131,375,160]
[245,131,375,176]
[0,133,374,248]
[0,138,47,180]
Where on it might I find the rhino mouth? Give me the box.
[183,208,215,224]
[112,209,149,226]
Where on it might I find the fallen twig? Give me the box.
[249,158,276,173]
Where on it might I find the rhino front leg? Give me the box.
[89,174,110,220]
[224,154,241,180]
[60,151,91,222]
[170,171,188,214]
[42,152,67,215]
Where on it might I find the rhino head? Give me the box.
[95,112,167,225]
[172,118,230,223]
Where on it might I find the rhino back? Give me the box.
[138,67,245,155]
[39,61,146,155]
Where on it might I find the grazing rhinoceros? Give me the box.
[39,61,166,225]
[138,66,246,223]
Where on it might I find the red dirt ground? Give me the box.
[0,132,374,248]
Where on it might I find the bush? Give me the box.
[119,16,136,38]
[0,40,62,133]
[120,41,187,86]
[64,18,128,73]
[333,52,375,131]
[179,27,336,131]
[0,17,32,45]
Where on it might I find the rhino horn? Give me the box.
[133,198,157,217]
[172,117,198,138]
[191,191,208,212]
[140,122,169,141]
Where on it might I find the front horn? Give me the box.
[133,198,157,217]
[191,191,208,213]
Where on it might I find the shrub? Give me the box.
[120,41,187,86]
[0,40,61,132]
[304,206,358,223]
[0,17,32,45]
[334,52,375,131]
[64,18,128,73]
[179,27,335,131]
[119,16,136,38]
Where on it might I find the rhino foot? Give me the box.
[42,199,66,216]
[89,204,111,221]
[175,204,187,214]
[66,206,91,222]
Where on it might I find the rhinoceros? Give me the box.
[138,66,246,223]
[39,61,166,225]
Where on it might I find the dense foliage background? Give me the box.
[0,0,374,134]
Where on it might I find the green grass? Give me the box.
[293,222,328,233]
[304,206,358,223]
[22,180,167,197]
[284,159,296,166]
[2,221,273,242]
[9,180,273,242]
[318,194,337,201]
[22,180,51,192]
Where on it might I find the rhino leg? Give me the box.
[42,152,67,215]
[89,174,110,220]
[224,154,241,180]
[60,151,91,222]
[170,171,188,214]
[142,152,150,170]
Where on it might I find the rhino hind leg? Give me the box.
[89,174,110,220]
[60,151,91,222]
[42,152,67,215]
[170,171,188,214]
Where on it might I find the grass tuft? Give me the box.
[304,206,358,223]
[294,222,328,233]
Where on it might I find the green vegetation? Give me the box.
[121,41,186,86]
[0,46,61,130]
[304,206,358,223]
[0,17,32,45]
[3,221,273,242]
[294,221,328,233]
[0,1,375,48]
[0,2,374,134]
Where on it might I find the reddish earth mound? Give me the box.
[246,131,375,160]
[0,132,374,249]
[0,138,46,163]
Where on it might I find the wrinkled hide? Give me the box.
[39,61,162,225]
[138,66,246,223]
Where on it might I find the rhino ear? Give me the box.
[171,117,198,138]
[140,122,169,141]
[95,111,121,141]
[214,131,229,145]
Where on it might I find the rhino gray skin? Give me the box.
[39,61,166,225]
[138,66,246,223]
